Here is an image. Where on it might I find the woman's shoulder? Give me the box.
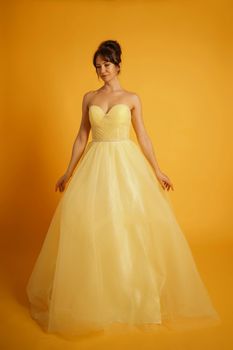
[83,90,96,98]
[123,90,141,108]
[123,90,141,101]
[82,90,97,106]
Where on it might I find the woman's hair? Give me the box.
[93,40,122,75]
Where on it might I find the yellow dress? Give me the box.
[26,103,221,338]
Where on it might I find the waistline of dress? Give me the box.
[91,139,130,142]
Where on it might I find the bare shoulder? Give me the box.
[82,90,95,104]
[121,90,141,107]
[132,92,142,107]
[123,91,142,112]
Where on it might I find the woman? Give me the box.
[26,40,221,338]
[55,42,173,194]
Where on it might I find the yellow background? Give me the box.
[1,0,232,349]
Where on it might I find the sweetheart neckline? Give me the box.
[89,103,131,115]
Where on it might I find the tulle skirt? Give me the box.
[26,139,221,338]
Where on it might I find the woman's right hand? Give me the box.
[55,173,70,192]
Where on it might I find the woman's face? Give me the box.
[95,55,119,81]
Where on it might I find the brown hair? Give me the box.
[93,40,122,75]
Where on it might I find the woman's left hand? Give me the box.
[155,169,174,191]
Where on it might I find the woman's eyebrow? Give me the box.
[96,61,109,65]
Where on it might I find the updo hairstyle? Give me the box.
[93,40,122,75]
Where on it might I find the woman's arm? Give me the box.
[131,93,174,191]
[64,91,92,179]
